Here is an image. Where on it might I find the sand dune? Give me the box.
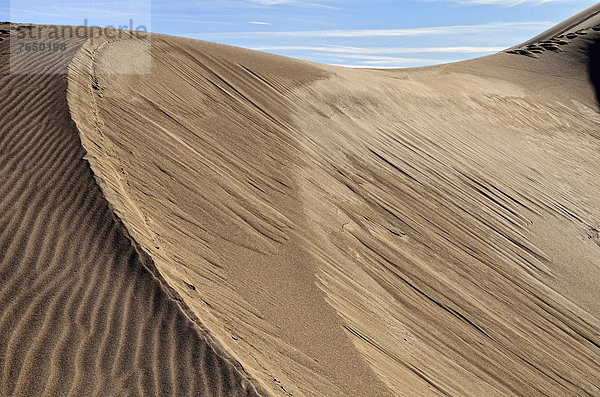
[2,4,600,397]
[0,23,262,397]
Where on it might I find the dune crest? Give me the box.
[2,4,600,396]
[66,6,600,397]
[0,24,264,397]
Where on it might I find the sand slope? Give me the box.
[0,24,263,397]
[65,6,600,397]
[2,5,600,397]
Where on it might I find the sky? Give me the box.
[1,0,598,68]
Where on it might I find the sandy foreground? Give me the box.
[1,4,600,397]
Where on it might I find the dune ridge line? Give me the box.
[0,23,265,396]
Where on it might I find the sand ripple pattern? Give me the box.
[0,24,262,397]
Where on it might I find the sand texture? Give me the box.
[0,24,263,397]
[2,4,600,397]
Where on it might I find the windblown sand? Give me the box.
[2,4,600,396]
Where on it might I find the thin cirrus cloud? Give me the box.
[8,0,151,22]
[328,57,462,68]
[187,20,552,68]
[327,54,462,63]
[438,0,566,5]
[293,51,475,68]
[244,0,339,8]
[250,45,508,54]
[248,45,504,67]
[192,21,553,39]
[246,0,292,3]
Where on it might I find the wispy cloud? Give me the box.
[249,21,272,25]
[251,45,507,53]
[330,54,462,64]
[248,44,504,68]
[247,0,291,3]
[9,2,151,20]
[328,64,389,69]
[191,21,552,39]
[329,57,461,68]
[431,0,570,5]
[244,0,339,9]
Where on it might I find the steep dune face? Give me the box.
[0,24,263,397]
[66,8,600,397]
[474,2,600,109]
[2,6,600,397]
[68,35,388,397]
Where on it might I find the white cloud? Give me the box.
[249,21,271,24]
[247,0,291,3]
[9,1,151,20]
[244,0,339,8]
[432,0,569,5]
[327,54,461,63]
[251,45,507,53]
[248,45,509,68]
[192,21,552,39]
[329,57,459,68]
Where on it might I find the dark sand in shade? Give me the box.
[2,4,600,396]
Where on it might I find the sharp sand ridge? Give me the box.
[1,4,600,397]
[0,23,264,397]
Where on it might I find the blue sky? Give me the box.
[1,0,597,67]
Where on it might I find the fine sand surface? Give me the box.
[3,3,600,396]
[0,24,263,397]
